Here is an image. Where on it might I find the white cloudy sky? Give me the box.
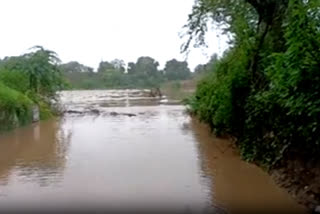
[0,0,228,71]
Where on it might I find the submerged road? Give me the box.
[0,90,304,213]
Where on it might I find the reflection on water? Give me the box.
[0,90,304,213]
[0,119,70,185]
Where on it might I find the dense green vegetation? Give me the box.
[60,57,192,89]
[185,0,320,167]
[0,82,33,131]
[0,46,64,131]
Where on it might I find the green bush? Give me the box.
[38,101,54,120]
[188,47,250,136]
[0,82,33,131]
[0,69,30,93]
[0,47,64,132]
[240,2,320,165]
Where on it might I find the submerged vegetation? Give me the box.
[0,46,64,131]
[185,0,320,167]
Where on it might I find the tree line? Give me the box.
[61,57,193,89]
[0,43,215,132]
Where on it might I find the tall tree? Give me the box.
[23,46,63,99]
[60,61,93,73]
[128,57,160,76]
[164,59,191,80]
[194,54,218,75]
[97,61,115,73]
[183,0,290,89]
[110,59,126,73]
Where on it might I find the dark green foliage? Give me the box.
[0,83,33,132]
[126,57,164,88]
[194,54,218,77]
[60,61,93,73]
[164,59,191,81]
[0,46,65,132]
[187,0,320,167]
[189,48,250,135]
[0,69,29,93]
[0,46,64,100]
[98,61,119,73]
[127,57,159,76]
[61,57,192,89]
[24,46,63,99]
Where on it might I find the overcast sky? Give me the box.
[0,0,228,71]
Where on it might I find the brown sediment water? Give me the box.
[190,119,306,214]
[0,90,305,213]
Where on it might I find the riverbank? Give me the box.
[190,118,306,214]
[271,158,320,212]
[0,84,55,133]
[188,117,320,213]
[162,82,318,213]
[192,123,320,212]
[190,115,320,213]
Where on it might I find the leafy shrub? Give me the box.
[0,82,33,131]
[0,46,65,132]
[241,1,320,166]
[188,47,250,136]
[0,69,30,93]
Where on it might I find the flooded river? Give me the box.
[0,90,305,213]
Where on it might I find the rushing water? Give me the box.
[0,90,304,213]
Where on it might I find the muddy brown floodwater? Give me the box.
[0,90,306,213]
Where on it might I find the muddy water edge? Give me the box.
[0,90,306,213]
[191,119,306,214]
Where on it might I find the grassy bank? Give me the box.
[0,83,33,132]
[0,46,64,133]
